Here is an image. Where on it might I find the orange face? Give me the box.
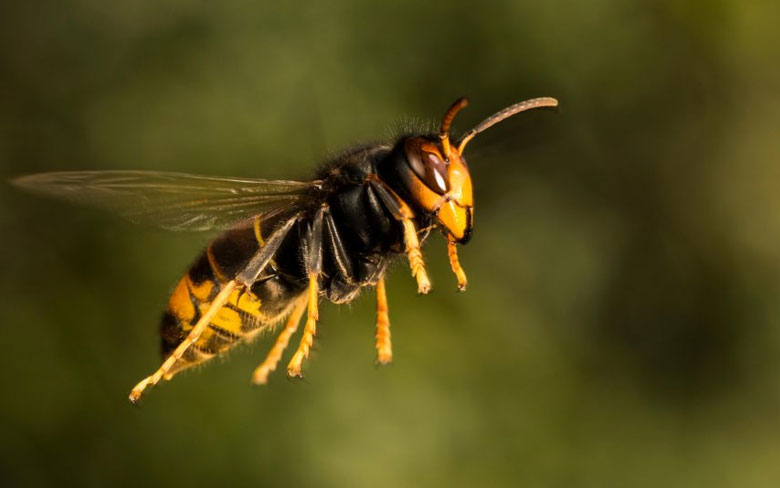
[402,137,474,243]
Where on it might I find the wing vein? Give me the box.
[12,170,320,231]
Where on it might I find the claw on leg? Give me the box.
[251,296,307,385]
[287,273,319,378]
[447,240,468,291]
[375,278,392,365]
[401,219,431,294]
[129,280,238,404]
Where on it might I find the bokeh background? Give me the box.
[2,1,780,486]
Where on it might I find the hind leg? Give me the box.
[128,214,300,403]
[287,207,325,378]
[286,272,319,377]
[129,280,238,403]
[251,296,307,384]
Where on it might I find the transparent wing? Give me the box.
[11,170,320,231]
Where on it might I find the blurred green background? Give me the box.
[2,1,780,486]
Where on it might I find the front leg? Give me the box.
[447,239,468,291]
[368,176,431,294]
[400,220,431,294]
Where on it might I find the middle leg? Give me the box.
[375,277,392,365]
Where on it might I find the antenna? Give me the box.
[439,97,469,160]
[457,97,558,155]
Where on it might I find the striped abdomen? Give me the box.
[160,215,307,376]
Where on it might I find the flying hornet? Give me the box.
[12,96,558,403]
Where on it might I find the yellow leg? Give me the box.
[375,278,392,365]
[251,297,307,385]
[401,219,431,294]
[129,280,238,404]
[364,176,429,293]
[447,240,468,291]
[287,273,319,377]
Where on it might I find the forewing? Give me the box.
[11,170,320,231]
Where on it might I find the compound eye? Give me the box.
[424,152,449,192]
[406,143,449,194]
